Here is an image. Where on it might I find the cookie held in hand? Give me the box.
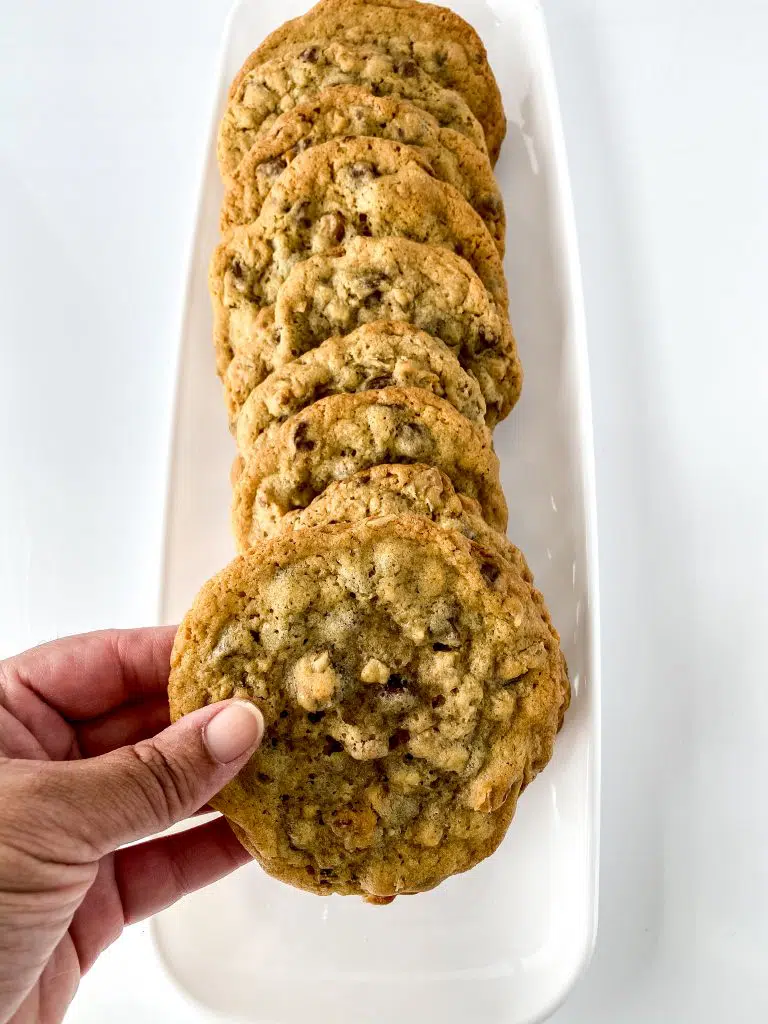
[169,515,568,901]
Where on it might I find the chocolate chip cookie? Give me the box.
[217,39,487,180]
[233,321,485,445]
[223,236,521,426]
[168,514,567,900]
[221,86,505,253]
[231,387,507,545]
[229,0,506,163]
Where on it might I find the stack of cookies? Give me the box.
[169,0,569,904]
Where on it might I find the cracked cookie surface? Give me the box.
[169,515,567,900]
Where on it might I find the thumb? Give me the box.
[48,699,263,857]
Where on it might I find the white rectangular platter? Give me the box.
[153,2,601,1021]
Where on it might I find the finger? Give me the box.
[69,818,250,972]
[0,627,177,723]
[0,703,51,761]
[118,816,250,922]
[39,699,264,859]
[75,696,171,757]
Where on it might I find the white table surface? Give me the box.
[1,0,766,1020]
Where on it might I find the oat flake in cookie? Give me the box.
[168,516,568,900]
[231,387,507,546]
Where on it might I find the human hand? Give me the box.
[0,627,264,1024]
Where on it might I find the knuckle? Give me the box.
[127,742,195,826]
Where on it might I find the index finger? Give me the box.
[1,626,178,720]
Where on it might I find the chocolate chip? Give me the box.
[300,46,319,63]
[432,642,451,652]
[431,694,445,709]
[363,288,383,308]
[365,375,395,390]
[475,328,493,353]
[292,421,315,451]
[388,728,410,750]
[259,157,287,179]
[384,674,408,694]
[348,161,377,180]
[230,259,244,279]
[480,560,501,585]
[360,271,385,290]
[249,628,260,643]
[323,736,344,755]
[401,60,418,77]
[477,196,503,219]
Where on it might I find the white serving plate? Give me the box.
[153,1,600,1021]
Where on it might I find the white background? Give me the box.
[1,0,766,1021]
